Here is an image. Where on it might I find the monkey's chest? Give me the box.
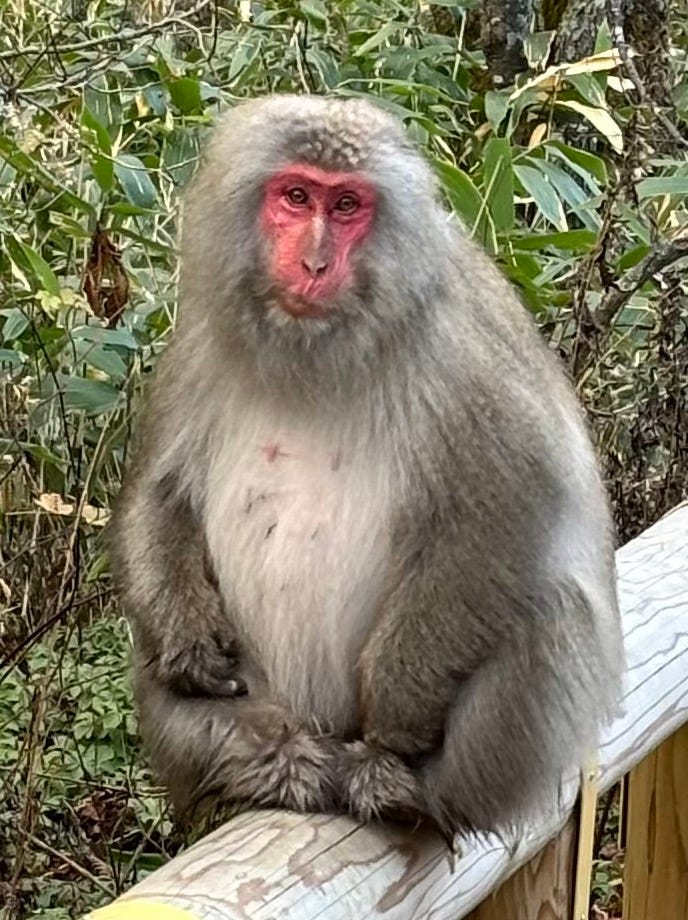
[204,434,391,730]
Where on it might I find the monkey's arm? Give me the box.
[110,472,246,698]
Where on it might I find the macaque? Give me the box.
[110,95,623,840]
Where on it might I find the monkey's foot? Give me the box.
[229,722,340,813]
[338,741,426,823]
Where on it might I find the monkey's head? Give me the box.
[181,95,452,382]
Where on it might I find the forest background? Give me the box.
[1,0,687,916]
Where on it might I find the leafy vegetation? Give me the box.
[1,0,686,915]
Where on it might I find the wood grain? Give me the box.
[91,504,688,920]
[625,721,688,920]
[465,819,577,920]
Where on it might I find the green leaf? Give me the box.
[535,160,599,230]
[523,31,556,70]
[433,160,494,253]
[114,155,157,209]
[353,23,400,57]
[300,0,327,24]
[546,142,607,189]
[91,153,114,193]
[5,236,60,295]
[565,73,607,108]
[514,164,567,230]
[556,100,623,153]
[0,135,95,217]
[636,176,688,199]
[594,20,614,52]
[618,244,650,270]
[81,107,112,157]
[227,36,263,84]
[142,82,168,116]
[107,201,153,217]
[484,90,510,132]
[57,374,122,415]
[483,137,514,234]
[83,75,121,137]
[75,344,128,381]
[167,78,202,114]
[72,325,139,351]
[0,438,66,469]
[162,128,201,187]
[49,213,92,239]
[0,347,26,369]
[1,308,30,342]
[306,47,341,89]
[512,229,597,251]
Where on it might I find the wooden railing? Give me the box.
[89,503,688,920]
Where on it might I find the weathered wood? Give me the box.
[91,504,688,919]
[625,721,688,920]
[465,763,596,920]
[465,819,577,920]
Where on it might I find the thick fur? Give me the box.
[109,95,624,838]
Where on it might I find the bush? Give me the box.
[1,1,686,914]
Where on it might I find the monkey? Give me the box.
[109,94,624,841]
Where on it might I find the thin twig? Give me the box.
[594,235,688,329]
[607,0,688,149]
[608,0,644,100]
[27,833,114,897]
[0,0,213,61]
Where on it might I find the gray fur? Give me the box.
[109,94,624,838]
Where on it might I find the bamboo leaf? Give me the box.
[556,101,623,153]
[114,155,157,208]
[514,164,567,230]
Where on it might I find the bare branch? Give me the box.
[0,0,213,62]
[595,236,688,328]
[608,0,645,101]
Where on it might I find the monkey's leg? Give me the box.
[137,666,345,822]
[358,573,604,837]
[110,474,245,698]
[137,660,427,828]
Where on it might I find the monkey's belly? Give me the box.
[205,444,391,731]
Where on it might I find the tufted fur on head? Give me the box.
[178,95,453,399]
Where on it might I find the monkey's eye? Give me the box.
[334,193,359,214]
[285,187,309,206]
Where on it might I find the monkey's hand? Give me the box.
[362,725,439,760]
[156,632,248,699]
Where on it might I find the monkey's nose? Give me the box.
[301,258,328,278]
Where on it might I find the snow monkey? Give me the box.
[110,95,623,840]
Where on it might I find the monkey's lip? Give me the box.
[278,294,330,320]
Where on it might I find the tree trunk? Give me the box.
[554,0,607,62]
[480,0,535,85]
[625,0,678,151]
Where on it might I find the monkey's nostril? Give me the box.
[301,258,328,278]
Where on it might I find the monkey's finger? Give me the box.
[213,677,249,698]
[191,670,249,697]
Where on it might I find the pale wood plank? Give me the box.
[465,819,576,920]
[625,721,688,920]
[92,503,688,919]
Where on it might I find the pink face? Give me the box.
[260,164,377,318]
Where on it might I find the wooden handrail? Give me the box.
[89,504,688,919]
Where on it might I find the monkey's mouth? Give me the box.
[278,292,331,320]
